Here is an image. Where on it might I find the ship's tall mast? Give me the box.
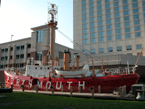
[48,4,58,77]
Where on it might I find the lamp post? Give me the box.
[11,35,14,41]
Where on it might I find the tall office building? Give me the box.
[73,0,145,56]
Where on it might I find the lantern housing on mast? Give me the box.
[48,3,58,24]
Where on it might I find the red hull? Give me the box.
[4,71,139,93]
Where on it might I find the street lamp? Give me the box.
[11,35,14,41]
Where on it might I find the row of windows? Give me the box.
[0,63,24,69]
[82,14,139,25]
[83,44,142,54]
[1,44,31,53]
[0,53,31,61]
[83,32,141,41]
[83,25,141,34]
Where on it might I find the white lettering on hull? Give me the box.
[67,82,72,89]
[46,81,51,89]
[37,81,43,88]
[56,82,62,89]
[78,81,85,89]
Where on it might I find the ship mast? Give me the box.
[47,3,58,77]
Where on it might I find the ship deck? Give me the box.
[13,89,135,101]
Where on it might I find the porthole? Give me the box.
[35,67,37,69]
[98,82,100,84]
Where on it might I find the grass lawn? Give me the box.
[0,92,145,109]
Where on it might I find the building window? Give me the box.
[89,0,93,2]
[124,16,129,21]
[135,32,141,37]
[90,8,94,12]
[143,1,145,6]
[126,45,132,50]
[108,47,113,52]
[114,7,119,12]
[36,52,42,61]
[133,3,138,8]
[126,33,131,38]
[1,49,4,53]
[90,28,95,32]
[82,5,86,9]
[11,47,13,51]
[90,33,95,38]
[99,37,103,42]
[106,9,110,14]
[107,25,112,30]
[83,50,87,54]
[82,19,87,23]
[123,5,128,10]
[27,53,30,58]
[59,51,63,59]
[82,14,86,19]
[135,26,140,31]
[116,23,121,28]
[91,38,95,43]
[105,0,110,3]
[83,29,87,33]
[116,35,121,39]
[20,54,24,59]
[106,14,111,19]
[98,11,102,15]
[1,57,4,61]
[5,48,8,52]
[125,27,130,33]
[116,29,121,34]
[125,22,130,27]
[106,19,111,24]
[10,56,12,60]
[83,24,87,28]
[91,49,95,54]
[82,0,86,4]
[134,20,140,25]
[89,3,94,7]
[98,16,102,20]
[83,39,87,44]
[134,14,139,19]
[117,46,122,51]
[115,18,120,22]
[90,12,94,17]
[37,30,43,42]
[107,30,112,35]
[83,34,87,39]
[98,32,103,36]
[123,0,128,5]
[114,2,119,7]
[16,55,19,59]
[90,17,94,22]
[115,12,120,17]
[124,11,129,15]
[136,44,142,49]
[97,6,102,10]
[107,36,112,41]
[98,26,103,31]
[105,4,110,8]
[27,44,31,49]
[98,21,103,26]
[99,48,104,53]
[21,45,24,50]
[16,46,20,50]
[82,9,86,14]
[97,1,101,5]
[133,9,139,14]
[132,0,138,3]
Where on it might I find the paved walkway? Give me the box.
[13,89,135,100]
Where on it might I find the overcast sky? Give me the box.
[0,0,73,48]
